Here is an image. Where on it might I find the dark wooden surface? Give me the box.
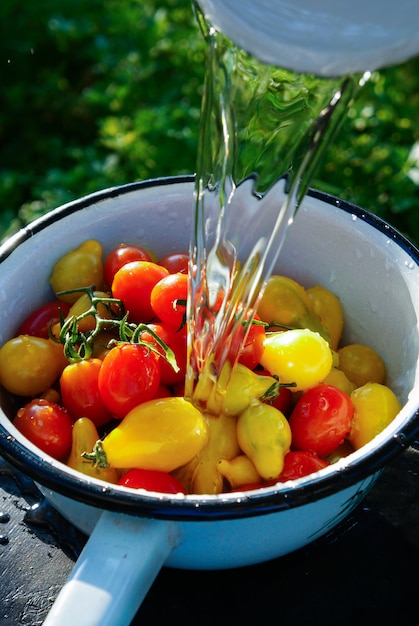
[1,445,419,626]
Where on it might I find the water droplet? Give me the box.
[0,535,9,545]
[351,214,357,222]
[404,260,415,270]
[0,512,10,524]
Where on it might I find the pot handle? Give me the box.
[43,509,180,626]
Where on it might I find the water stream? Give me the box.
[185,5,367,412]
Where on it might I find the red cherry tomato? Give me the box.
[269,386,293,415]
[278,451,329,482]
[289,384,354,456]
[13,398,73,460]
[142,322,187,386]
[158,251,189,274]
[111,261,169,323]
[150,273,188,330]
[117,468,187,494]
[103,244,153,287]
[98,343,161,418]
[238,314,266,370]
[60,358,112,427]
[17,300,71,339]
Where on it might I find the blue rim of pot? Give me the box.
[0,174,419,521]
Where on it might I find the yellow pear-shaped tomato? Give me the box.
[222,363,277,416]
[237,401,292,480]
[307,284,344,350]
[178,410,241,495]
[67,418,119,483]
[102,397,208,472]
[50,240,104,303]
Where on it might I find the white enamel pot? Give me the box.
[0,176,419,626]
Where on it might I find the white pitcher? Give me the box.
[196,0,419,75]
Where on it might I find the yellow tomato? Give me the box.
[322,367,356,396]
[67,418,119,483]
[222,363,277,416]
[257,275,328,339]
[217,455,261,489]
[338,343,386,388]
[51,290,112,338]
[0,335,67,396]
[237,401,292,480]
[175,411,240,495]
[260,329,333,391]
[307,284,344,350]
[50,240,104,304]
[102,397,208,472]
[349,382,402,449]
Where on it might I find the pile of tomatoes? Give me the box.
[0,239,402,495]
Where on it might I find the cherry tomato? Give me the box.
[338,343,386,388]
[60,358,112,427]
[117,468,187,494]
[260,328,333,391]
[17,300,71,339]
[111,261,169,323]
[98,343,161,418]
[238,314,266,370]
[158,251,189,274]
[142,322,187,386]
[289,384,354,456]
[13,398,73,460]
[278,451,329,481]
[102,396,207,471]
[150,272,188,330]
[103,244,153,288]
[270,386,293,414]
[349,382,401,450]
[50,240,104,304]
[0,335,67,396]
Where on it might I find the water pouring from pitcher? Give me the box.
[185,0,417,411]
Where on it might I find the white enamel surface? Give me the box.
[1,179,419,625]
[196,0,419,76]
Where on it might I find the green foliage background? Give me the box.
[1,0,418,244]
